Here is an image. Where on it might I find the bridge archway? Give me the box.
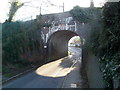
[47,30,82,60]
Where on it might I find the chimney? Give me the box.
[90,0,94,7]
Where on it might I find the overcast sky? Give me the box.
[0,0,106,22]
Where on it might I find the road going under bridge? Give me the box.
[3,11,105,88]
[3,12,87,88]
[40,12,85,61]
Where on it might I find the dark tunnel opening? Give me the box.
[47,30,81,61]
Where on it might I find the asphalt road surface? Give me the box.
[3,47,82,88]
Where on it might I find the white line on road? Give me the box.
[53,68,63,77]
[60,60,78,88]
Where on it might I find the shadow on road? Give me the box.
[59,56,73,68]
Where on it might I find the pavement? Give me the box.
[2,47,83,88]
[61,62,81,88]
[61,47,83,88]
[0,74,2,90]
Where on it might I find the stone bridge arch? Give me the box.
[47,30,82,60]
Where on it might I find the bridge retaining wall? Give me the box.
[82,46,105,88]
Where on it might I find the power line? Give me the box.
[13,0,65,21]
[23,0,65,13]
[46,0,65,12]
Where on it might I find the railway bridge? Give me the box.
[39,12,105,88]
[40,13,85,60]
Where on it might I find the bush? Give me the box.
[2,20,44,65]
[90,2,120,87]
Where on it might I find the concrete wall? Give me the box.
[0,23,2,87]
[86,52,105,88]
[82,46,105,88]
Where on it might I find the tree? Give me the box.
[70,6,89,23]
[8,0,24,22]
[90,1,120,87]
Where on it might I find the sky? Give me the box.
[0,0,106,23]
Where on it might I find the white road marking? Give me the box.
[53,68,63,77]
[71,84,77,88]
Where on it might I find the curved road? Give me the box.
[3,47,82,88]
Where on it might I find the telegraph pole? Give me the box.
[63,2,64,12]
[40,6,41,15]
[90,0,94,7]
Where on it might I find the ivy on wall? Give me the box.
[70,2,120,87]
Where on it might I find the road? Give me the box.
[3,47,82,88]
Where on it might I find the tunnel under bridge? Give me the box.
[46,30,80,60]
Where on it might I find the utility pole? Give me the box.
[63,2,64,12]
[90,0,94,7]
[40,6,41,15]
[59,2,64,12]
[31,16,32,20]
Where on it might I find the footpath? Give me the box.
[61,61,88,88]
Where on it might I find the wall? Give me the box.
[0,23,2,88]
[82,46,105,88]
